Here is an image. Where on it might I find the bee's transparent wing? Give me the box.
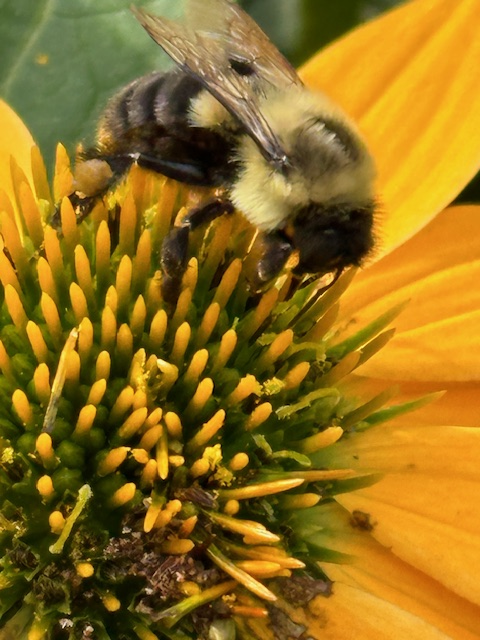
[132,1,302,170]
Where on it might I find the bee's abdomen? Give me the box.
[95,71,235,186]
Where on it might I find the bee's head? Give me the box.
[291,201,375,275]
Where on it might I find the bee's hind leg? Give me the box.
[161,197,234,303]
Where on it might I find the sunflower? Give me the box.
[0,0,479,638]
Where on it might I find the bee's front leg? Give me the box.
[160,198,234,303]
[254,232,293,287]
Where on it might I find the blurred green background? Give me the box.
[0,0,477,201]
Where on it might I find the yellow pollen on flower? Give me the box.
[64,349,80,388]
[0,340,14,382]
[178,515,198,538]
[145,276,162,311]
[118,407,148,440]
[73,404,97,436]
[186,408,225,452]
[109,386,134,422]
[170,321,191,365]
[183,349,209,384]
[168,454,184,467]
[43,228,65,288]
[239,288,278,340]
[208,512,280,544]
[48,510,65,534]
[256,330,294,373]
[37,474,54,498]
[185,378,214,418]
[5,284,28,330]
[116,255,133,316]
[229,452,249,471]
[119,192,137,256]
[195,302,220,349]
[190,458,211,478]
[0,250,20,292]
[33,363,51,406]
[231,605,269,618]
[87,378,107,406]
[149,309,168,351]
[117,323,134,363]
[164,411,183,438]
[132,230,152,292]
[139,422,163,450]
[43,327,78,433]
[179,581,201,597]
[59,195,79,254]
[70,282,89,324]
[38,257,59,304]
[152,508,174,529]
[101,306,117,352]
[211,328,237,373]
[297,426,344,453]
[53,144,73,200]
[40,293,62,347]
[245,402,272,430]
[144,407,163,429]
[160,538,195,555]
[19,181,44,248]
[131,295,147,338]
[235,560,283,577]
[131,448,149,464]
[102,593,121,612]
[225,375,259,406]
[28,620,49,640]
[182,257,198,293]
[206,544,276,602]
[36,433,55,466]
[98,447,130,476]
[0,213,28,282]
[133,625,160,640]
[171,288,192,332]
[280,493,321,509]
[156,431,169,479]
[223,500,240,516]
[78,318,94,365]
[95,221,111,291]
[212,258,242,308]
[156,359,179,392]
[220,478,304,501]
[76,562,95,578]
[74,245,95,306]
[282,361,310,390]
[109,482,136,508]
[12,389,34,426]
[140,459,158,488]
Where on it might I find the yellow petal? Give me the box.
[332,425,480,605]
[0,100,34,203]
[317,505,480,639]
[336,206,480,382]
[301,0,480,256]
[342,376,480,427]
[342,206,480,317]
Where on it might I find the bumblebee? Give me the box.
[72,0,376,297]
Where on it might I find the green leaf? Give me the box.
[0,0,174,170]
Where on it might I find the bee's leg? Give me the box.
[160,198,234,303]
[255,232,293,287]
[52,155,133,228]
